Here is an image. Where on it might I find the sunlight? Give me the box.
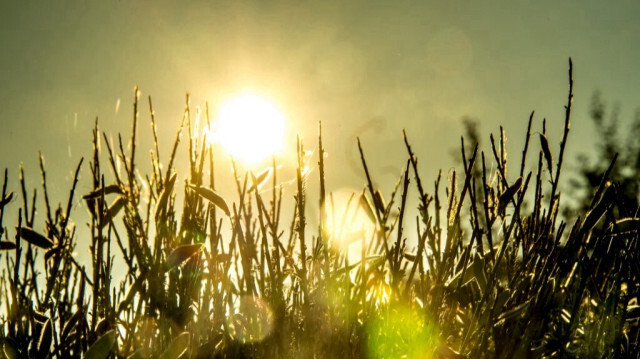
[325,189,376,257]
[212,93,286,165]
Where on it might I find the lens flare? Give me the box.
[366,305,440,359]
[227,295,274,343]
[212,93,286,165]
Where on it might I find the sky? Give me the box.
[1,0,640,230]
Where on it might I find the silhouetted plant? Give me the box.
[0,60,638,358]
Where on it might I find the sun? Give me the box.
[212,93,286,165]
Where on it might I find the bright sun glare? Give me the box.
[212,93,286,164]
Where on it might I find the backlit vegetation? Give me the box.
[1,60,639,358]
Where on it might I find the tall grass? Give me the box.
[1,60,639,358]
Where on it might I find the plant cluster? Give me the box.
[1,60,639,358]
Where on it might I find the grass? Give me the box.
[1,59,639,358]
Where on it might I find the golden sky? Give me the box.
[1,0,639,201]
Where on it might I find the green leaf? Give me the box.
[17,226,54,249]
[359,193,376,224]
[539,133,553,177]
[0,241,16,250]
[498,176,522,215]
[249,168,272,191]
[189,185,231,216]
[159,332,190,359]
[82,184,122,200]
[84,329,116,359]
[165,244,203,271]
[582,185,614,232]
[495,301,530,324]
[2,337,20,359]
[611,218,640,234]
[100,197,125,229]
[37,318,53,356]
[127,348,151,359]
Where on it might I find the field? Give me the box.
[1,61,639,358]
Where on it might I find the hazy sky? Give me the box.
[1,0,640,206]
